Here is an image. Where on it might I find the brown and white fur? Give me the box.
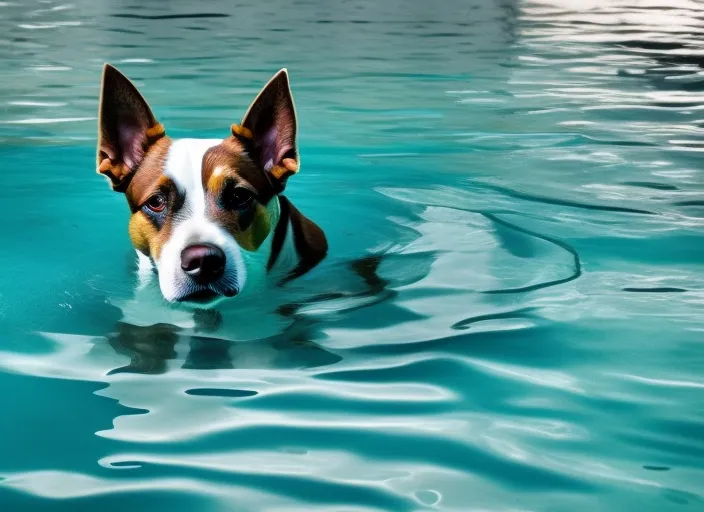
[97,64,327,305]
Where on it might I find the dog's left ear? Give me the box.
[97,64,165,192]
[233,69,299,193]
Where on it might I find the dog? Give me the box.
[96,64,327,305]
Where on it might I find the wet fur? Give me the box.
[96,64,327,302]
[108,255,391,374]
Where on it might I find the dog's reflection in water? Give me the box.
[107,314,340,374]
[106,255,408,374]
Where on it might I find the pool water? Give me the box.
[1,0,703,510]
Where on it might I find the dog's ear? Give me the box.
[97,64,165,192]
[233,69,299,193]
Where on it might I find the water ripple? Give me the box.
[111,13,231,20]
[0,0,703,510]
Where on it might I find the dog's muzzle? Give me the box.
[175,243,240,303]
[181,244,225,285]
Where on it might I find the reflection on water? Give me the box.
[0,0,703,510]
[107,255,400,374]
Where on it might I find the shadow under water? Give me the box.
[105,255,404,374]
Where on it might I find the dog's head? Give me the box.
[97,65,301,303]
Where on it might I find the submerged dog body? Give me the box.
[97,65,327,303]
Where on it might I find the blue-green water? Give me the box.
[1,0,703,510]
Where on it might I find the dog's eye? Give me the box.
[145,193,166,213]
[223,186,254,210]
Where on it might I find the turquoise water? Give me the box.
[1,0,703,510]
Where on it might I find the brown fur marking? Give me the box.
[145,123,166,143]
[123,137,174,260]
[128,212,157,256]
[125,137,172,211]
[127,186,175,261]
[98,65,328,280]
[238,69,299,193]
[231,123,253,140]
[282,158,298,172]
[281,196,327,280]
[97,158,131,189]
[97,64,162,191]
[201,139,278,252]
[201,138,271,194]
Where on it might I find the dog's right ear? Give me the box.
[97,64,165,192]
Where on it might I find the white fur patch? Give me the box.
[164,138,220,218]
[141,138,296,303]
[157,139,246,302]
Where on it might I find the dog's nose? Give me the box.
[180,244,225,284]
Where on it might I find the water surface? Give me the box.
[0,0,703,510]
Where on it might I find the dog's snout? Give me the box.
[180,244,225,284]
